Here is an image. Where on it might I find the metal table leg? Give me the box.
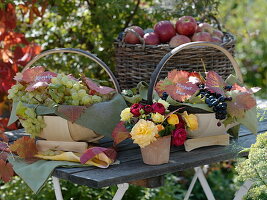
[184,166,215,200]
[52,176,64,200]
[112,183,129,200]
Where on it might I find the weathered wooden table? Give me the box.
[5,100,267,200]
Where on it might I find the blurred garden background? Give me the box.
[0,0,266,199]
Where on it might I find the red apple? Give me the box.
[192,32,212,42]
[169,35,191,47]
[154,21,176,43]
[144,32,160,45]
[125,26,145,44]
[196,23,213,34]
[175,16,197,36]
[211,36,222,43]
[212,29,224,39]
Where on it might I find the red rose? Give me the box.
[144,105,153,114]
[175,115,185,129]
[151,103,165,115]
[130,103,144,117]
[172,128,187,146]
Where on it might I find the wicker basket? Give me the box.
[114,32,236,89]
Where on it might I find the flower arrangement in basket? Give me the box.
[113,100,198,165]
[6,48,127,166]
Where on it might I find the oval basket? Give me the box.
[23,48,121,143]
[147,42,243,138]
[114,32,236,89]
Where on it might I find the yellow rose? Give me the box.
[182,111,198,131]
[151,113,165,123]
[120,108,133,121]
[130,119,158,148]
[158,99,170,109]
[167,114,179,125]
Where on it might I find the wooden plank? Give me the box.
[53,134,257,188]
[129,176,164,188]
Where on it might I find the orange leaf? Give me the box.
[168,70,189,83]
[21,66,45,83]
[9,136,38,159]
[112,122,130,146]
[0,160,14,182]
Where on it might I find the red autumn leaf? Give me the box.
[0,152,8,160]
[0,160,14,182]
[3,32,28,48]
[0,48,13,63]
[26,81,48,92]
[57,105,86,123]
[227,92,256,118]
[0,142,9,152]
[21,66,45,83]
[165,82,199,102]
[9,136,38,159]
[83,77,115,95]
[0,62,16,93]
[3,3,16,30]
[205,71,226,95]
[67,74,79,81]
[168,70,189,83]
[188,72,205,84]
[80,147,117,164]
[232,83,261,94]
[0,133,8,143]
[112,121,130,146]
[14,45,41,66]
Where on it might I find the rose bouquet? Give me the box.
[116,99,198,164]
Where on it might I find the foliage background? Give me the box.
[0,0,266,199]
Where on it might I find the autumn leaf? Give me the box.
[3,32,28,48]
[0,160,14,182]
[188,72,205,84]
[9,136,37,159]
[205,71,226,95]
[26,71,57,91]
[21,66,45,83]
[0,48,13,63]
[165,82,199,102]
[155,79,173,96]
[26,82,49,92]
[112,121,130,146]
[57,105,86,123]
[0,152,8,160]
[0,142,9,152]
[2,3,16,30]
[232,83,261,94]
[14,45,41,67]
[168,70,189,83]
[82,77,115,95]
[0,133,8,143]
[80,147,117,164]
[227,91,256,118]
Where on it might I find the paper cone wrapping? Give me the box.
[141,135,171,165]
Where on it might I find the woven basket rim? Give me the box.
[114,32,235,49]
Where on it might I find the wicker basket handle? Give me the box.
[23,48,121,93]
[147,41,243,104]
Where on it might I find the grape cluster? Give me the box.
[197,87,232,121]
[19,107,46,137]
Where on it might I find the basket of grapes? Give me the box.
[8,48,127,152]
[147,42,259,151]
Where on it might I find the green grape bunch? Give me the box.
[7,70,115,137]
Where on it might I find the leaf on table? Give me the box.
[9,136,37,159]
[57,105,86,123]
[165,82,199,102]
[112,121,130,146]
[80,147,117,164]
[21,66,45,83]
[0,160,14,183]
[168,70,189,83]
[82,77,115,95]
[205,71,226,95]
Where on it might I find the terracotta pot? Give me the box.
[140,135,171,165]
[39,116,104,142]
[187,113,238,138]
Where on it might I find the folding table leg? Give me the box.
[112,183,129,200]
[52,176,64,200]
[184,166,215,200]
[233,180,254,200]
